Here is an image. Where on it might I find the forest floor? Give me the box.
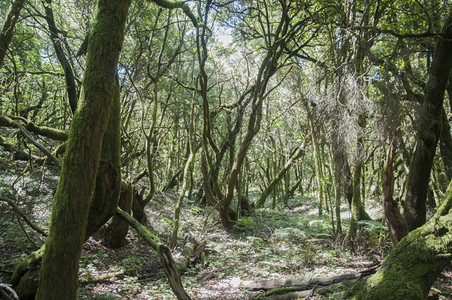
[0,161,451,299]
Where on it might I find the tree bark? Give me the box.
[172,101,196,246]
[439,105,452,181]
[383,139,408,245]
[346,190,452,299]
[35,1,131,299]
[403,9,452,231]
[84,75,122,239]
[101,183,133,248]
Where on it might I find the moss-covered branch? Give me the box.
[115,207,192,300]
[255,138,307,208]
[0,115,68,141]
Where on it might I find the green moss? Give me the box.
[346,213,452,299]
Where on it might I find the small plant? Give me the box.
[234,217,256,230]
[123,255,144,268]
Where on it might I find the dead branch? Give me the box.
[240,266,379,298]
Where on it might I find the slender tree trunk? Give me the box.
[0,0,25,68]
[35,1,131,299]
[403,10,452,231]
[439,105,452,181]
[255,140,306,208]
[43,0,78,113]
[346,160,363,243]
[172,101,196,246]
[304,102,325,215]
[331,136,345,235]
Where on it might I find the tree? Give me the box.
[403,8,452,231]
[35,1,131,298]
[346,184,452,299]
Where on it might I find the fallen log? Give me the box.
[258,280,354,299]
[240,266,379,298]
[174,239,207,272]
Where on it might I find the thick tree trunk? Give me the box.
[84,76,122,240]
[11,74,122,300]
[346,187,452,299]
[0,0,26,67]
[35,1,131,299]
[101,183,133,248]
[403,10,452,231]
[383,139,408,245]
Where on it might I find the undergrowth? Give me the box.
[0,165,450,299]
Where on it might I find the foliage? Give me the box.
[1,0,451,298]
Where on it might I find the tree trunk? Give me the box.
[84,75,122,240]
[439,105,452,181]
[383,139,408,245]
[10,75,122,299]
[35,1,131,299]
[346,186,452,299]
[101,182,133,249]
[305,102,325,216]
[42,0,78,113]
[0,0,26,68]
[403,10,452,231]
[172,101,196,246]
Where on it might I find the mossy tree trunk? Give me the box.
[11,69,122,300]
[305,102,325,216]
[346,183,452,300]
[439,105,452,182]
[403,9,452,231]
[42,0,78,113]
[84,75,122,240]
[172,100,196,247]
[35,1,131,299]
